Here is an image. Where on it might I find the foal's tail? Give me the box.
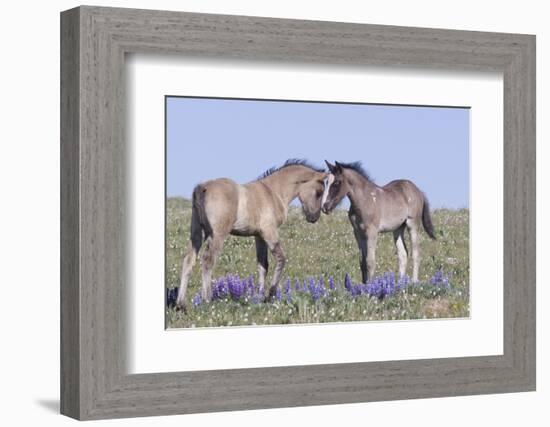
[421,194,436,240]
[190,184,212,251]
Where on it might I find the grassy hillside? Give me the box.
[165,197,469,328]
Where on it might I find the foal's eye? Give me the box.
[316,189,323,198]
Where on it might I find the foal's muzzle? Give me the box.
[322,203,332,214]
[304,210,321,223]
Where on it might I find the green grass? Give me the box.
[166,197,470,328]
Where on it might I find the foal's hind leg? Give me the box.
[393,224,408,278]
[200,235,225,302]
[175,241,199,309]
[255,236,268,289]
[406,219,421,282]
[175,216,203,309]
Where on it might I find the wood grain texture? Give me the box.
[60,7,80,419]
[60,5,536,420]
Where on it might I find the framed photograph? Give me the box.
[61,5,535,420]
[164,96,471,330]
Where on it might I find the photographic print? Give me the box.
[165,96,470,329]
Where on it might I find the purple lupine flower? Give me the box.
[362,271,413,298]
[311,285,323,301]
[211,279,219,300]
[228,275,246,300]
[284,278,291,295]
[319,278,327,297]
[283,278,292,302]
[245,275,255,297]
[304,277,325,302]
[308,276,316,292]
[211,279,220,300]
[397,275,410,291]
[430,269,442,284]
[366,275,386,298]
[429,269,450,289]
[193,269,449,308]
[191,292,202,307]
[251,293,262,304]
[213,277,230,300]
[344,273,352,292]
[226,275,235,298]
[386,271,396,296]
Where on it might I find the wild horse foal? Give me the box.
[322,161,436,283]
[175,159,327,309]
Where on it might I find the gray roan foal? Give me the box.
[321,161,436,283]
[175,159,328,309]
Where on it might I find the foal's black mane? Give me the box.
[338,161,373,182]
[258,158,324,179]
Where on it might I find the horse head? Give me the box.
[322,160,350,214]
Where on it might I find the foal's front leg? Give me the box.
[365,228,379,282]
[349,210,368,283]
[352,227,368,284]
[262,231,285,301]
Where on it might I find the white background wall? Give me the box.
[0,0,546,425]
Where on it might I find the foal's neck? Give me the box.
[260,166,314,206]
[346,170,378,207]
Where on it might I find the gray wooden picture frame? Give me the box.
[60,5,536,421]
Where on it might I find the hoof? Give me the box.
[263,293,278,304]
[175,303,187,313]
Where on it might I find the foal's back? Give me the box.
[382,179,424,213]
[361,179,425,231]
[199,177,284,237]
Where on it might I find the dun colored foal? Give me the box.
[176,159,327,309]
[322,161,436,283]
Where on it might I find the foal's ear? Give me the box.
[325,160,337,173]
[334,161,343,174]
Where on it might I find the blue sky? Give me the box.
[166,97,469,209]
